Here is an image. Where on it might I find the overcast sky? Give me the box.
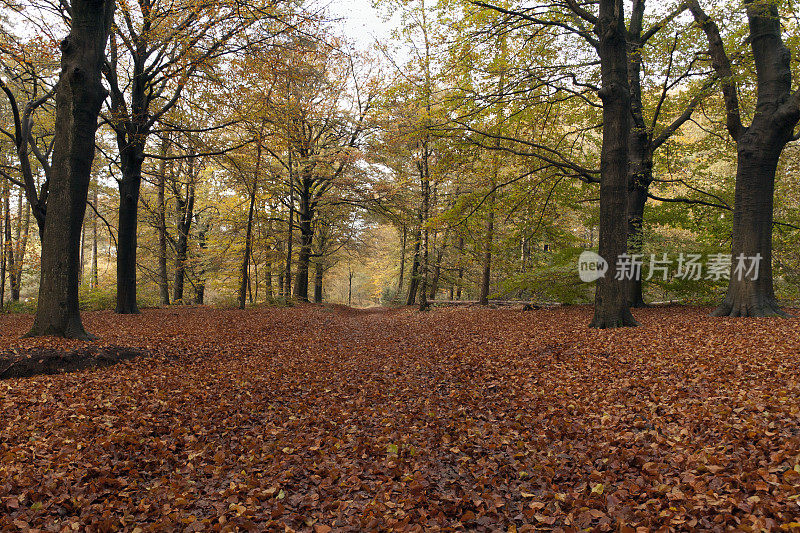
[321,0,399,50]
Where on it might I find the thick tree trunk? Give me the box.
[590,0,637,328]
[28,0,114,339]
[116,149,143,314]
[712,141,784,317]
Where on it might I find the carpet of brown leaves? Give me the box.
[1,305,800,532]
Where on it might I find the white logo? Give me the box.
[578,251,608,282]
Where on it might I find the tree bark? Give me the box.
[172,165,195,304]
[239,174,258,309]
[626,180,649,307]
[284,191,294,299]
[625,0,650,308]
[194,215,208,305]
[3,185,15,302]
[397,223,406,299]
[456,236,464,300]
[115,147,143,314]
[417,154,430,312]
[0,188,6,310]
[91,185,98,289]
[479,194,494,306]
[405,230,421,305]
[293,176,313,302]
[27,0,115,339]
[12,191,29,300]
[156,135,170,305]
[314,259,323,303]
[589,0,638,328]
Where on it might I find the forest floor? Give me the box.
[1,304,800,532]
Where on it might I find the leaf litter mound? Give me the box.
[0,345,148,380]
[1,305,799,532]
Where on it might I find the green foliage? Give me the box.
[498,247,593,305]
[77,286,160,311]
[1,299,37,315]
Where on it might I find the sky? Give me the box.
[319,0,400,50]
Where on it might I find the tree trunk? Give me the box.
[173,174,195,304]
[194,215,208,305]
[0,190,6,310]
[456,236,464,300]
[116,148,143,314]
[418,156,430,312]
[277,239,285,297]
[293,178,313,302]
[156,135,170,305]
[28,0,114,339]
[314,259,323,303]
[3,185,15,302]
[348,266,353,307]
[625,0,648,309]
[239,176,257,309]
[397,224,406,299]
[590,0,638,328]
[11,191,29,300]
[91,185,98,289]
[626,181,649,307]
[708,1,799,317]
[406,230,421,305]
[79,208,86,284]
[429,230,447,300]
[479,195,494,306]
[284,193,294,299]
[712,141,785,317]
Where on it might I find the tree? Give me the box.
[26,0,115,339]
[104,0,290,313]
[587,0,638,327]
[690,0,800,317]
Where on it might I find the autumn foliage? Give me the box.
[1,305,800,531]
